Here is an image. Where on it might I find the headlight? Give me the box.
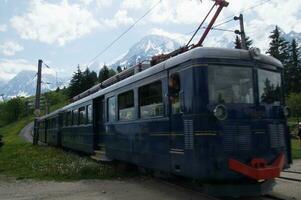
[213,104,227,120]
[283,106,290,118]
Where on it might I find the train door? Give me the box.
[94,96,105,150]
[168,69,185,173]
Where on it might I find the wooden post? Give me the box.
[33,59,42,145]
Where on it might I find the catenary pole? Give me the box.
[33,59,42,145]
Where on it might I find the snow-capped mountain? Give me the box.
[111,35,180,69]
[0,70,67,99]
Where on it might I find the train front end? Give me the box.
[192,47,291,196]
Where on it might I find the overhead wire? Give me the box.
[79,0,273,69]
[86,0,162,67]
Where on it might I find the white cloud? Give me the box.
[252,0,301,33]
[0,59,36,81]
[10,0,99,46]
[0,41,24,56]
[150,28,189,45]
[0,59,56,81]
[0,24,7,32]
[80,0,112,8]
[101,10,134,28]
[121,0,143,10]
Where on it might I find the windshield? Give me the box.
[258,69,282,105]
[208,66,254,104]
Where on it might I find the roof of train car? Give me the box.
[40,47,282,119]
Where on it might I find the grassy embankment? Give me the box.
[288,118,301,159]
[0,117,124,181]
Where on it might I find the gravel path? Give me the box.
[0,177,215,200]
[19,122,34,143]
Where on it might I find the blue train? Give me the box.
[37,47,291,196]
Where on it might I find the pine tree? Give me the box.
[68,65,84,98]
[98,64,110,83]
[82,68,98,91]
[266,26,290,95]
[234,36,242,49]
[117,66,122,73]
[245,36,253,50]
[234,36,252,50]
[266,26,289,63]
[287,39,301,93]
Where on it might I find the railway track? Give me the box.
[279,170,301,183]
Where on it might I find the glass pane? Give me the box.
[87,104,93,124]
[72,109,78,125]
[108,97,116,122]
[169,73,181,114]
[258,69,281,105]
[79,107,86,124]
[67,112,72,126]
[118,91,135,121]
[139,81,163,118]
[208,66,254,104]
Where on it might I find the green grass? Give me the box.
[0,118,125,181]
[291,139,301,160]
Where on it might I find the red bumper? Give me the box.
[228,153,285,180]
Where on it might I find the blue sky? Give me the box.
[0,0,300,82]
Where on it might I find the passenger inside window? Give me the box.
[169,73,181,114]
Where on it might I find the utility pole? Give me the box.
[234,14,247,50]
[33,59,43,145]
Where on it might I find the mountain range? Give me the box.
[1,31,301,99]
[0,70,66,100]
[110,35,180,69]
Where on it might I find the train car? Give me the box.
[60,100,94,154]
[38,110,61,146]
[37,119,46,143]
[37,47,291,196]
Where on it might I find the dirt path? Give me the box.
[0,177,215,200]
[19,122,33,143]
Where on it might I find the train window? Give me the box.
[118,90,135,121]
[79,107,86,125]
[108,97,116,122]
[169,73,181,114]
[72,109,78,125]
[208,66,254,104]
[258,69,281,105]
[52,118,56,129]
[139,81,163,119]
[87,104,93,124]
[67,111,72,126]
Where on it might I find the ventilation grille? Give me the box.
[184,120,194,150]
[223,125,252,152]
[269,124,285,148]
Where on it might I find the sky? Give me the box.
[0,0,301,82]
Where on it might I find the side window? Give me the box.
[67,111,72,126]
[79,107,86,125]
[139,81,163,119]
[72,109,78,125]
[169,73,181,114]
[53,118,56,129]
[108,97,116,122]
[118,91,135,121]
[87,104,93,124]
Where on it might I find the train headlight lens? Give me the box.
[213,105,227,120]
[283,106,290,118]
